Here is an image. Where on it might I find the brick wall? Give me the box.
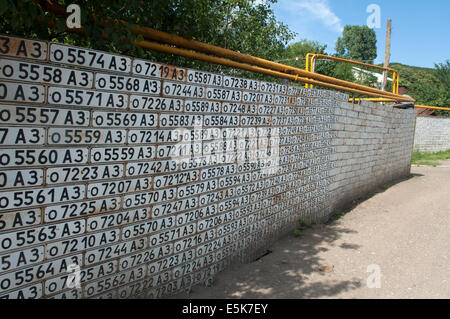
[414,116,450,152]
[328,101,416,211]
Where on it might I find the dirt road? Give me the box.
[173,162,450,299]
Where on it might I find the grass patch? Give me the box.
[293,219,311,237]
[413,160,440,167]
[412,150,450,166]
[329,212,346,222]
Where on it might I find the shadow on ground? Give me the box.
[172,174,423,299]
[173,221,362,299]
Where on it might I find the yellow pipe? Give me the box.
[305,53,314,89]
[135,40,415,102]
[312,54,400,94]
[130,28,414,100]
[311,54,397,73]
[392,72,396,94]
[415,105,450,111]
[396,74,399,94]
[349,98,396,102]
[309,54,402,97]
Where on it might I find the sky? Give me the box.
[270,0,450,68]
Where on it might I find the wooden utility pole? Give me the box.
[382,19,392,91]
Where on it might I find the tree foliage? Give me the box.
[281,39,327,69]
[335,25,377,63]
[280,38,355,87]
[0,0,295,77]
[391,61,450,116]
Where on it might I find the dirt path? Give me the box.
[173,162,450,299]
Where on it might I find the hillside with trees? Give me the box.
[390,62,450,115]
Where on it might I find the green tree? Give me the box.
[0,0,295,77]
[431,60,450,116]
[331,62,355,83]
[335,25,377,63]
[280,39,355,84]
[281,39,327,69]
[394,60,450,116]
[434,61,450,104]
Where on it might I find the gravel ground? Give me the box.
[172,162,450,299]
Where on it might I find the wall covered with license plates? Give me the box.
[0,34,416,299]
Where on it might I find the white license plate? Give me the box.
[46,164,123,185]
[0,254,82,292]
[84,238,147,266]
[0,148,87,168]
[147,249,195,275]
[118,244,172,271]
[185,99,221,113]
[172,258,205,280]
[177,180,218,198]
[90,146,155,163]
[242,91,273,104]
[0,104,90,127]
[44,197,121,222]
[0,185,85,210]
[0,82,45,103]
[274,94,290,105]
[260,81,287,94]
[258,104,277,115]
[48,87,128,109]
[129,95,183,112]
[187,69,223,86]
[203,115,239,127]
[175,204,217,226]
[122,188,176,209]
[0,283,42,299]
[159,113,203,128]
[223,76,259,91]
[153,171,199,189]
[48,128,126,145]
[0,59,93,87]
[163,82,205,98]
[199,190,224,206]
[0,168,43,189]
[95,73,161,94]
[86,207,150,232]
[156,143,201,159]
[50,43,132,73]
[151,198,198,218]
[121,216,175,240]
[240,115,271,126]
[125,160,178,176]
[92,111,157,128]
[0,35,47,60]
[45,229,120,259]
[127,130,178,145]
[200,164,236,180]
[87,177,151,199]
[0,219,85,252]
[0,208,41,232]
[0,246,44,272]
[133,59,186,81]
[206,87,241,102]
